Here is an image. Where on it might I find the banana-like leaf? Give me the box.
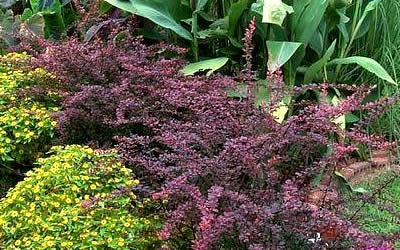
[182,57,229,76]
[328,56,396,85]
[266,41,302,72]
[104,0,192,40]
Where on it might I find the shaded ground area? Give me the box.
[0,172,19,198]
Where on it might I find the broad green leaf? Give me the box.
[309,29,324,57]
[104,0,192,40]
[364,0,382,13]
[84,19,126,42]
[304,40,336,84]
[21,8,33,22]
[329,0,352,9]
[43,12,65,39]
[0,9,16,46]
[266,41,302,72]
[196,0,209,12]
[228,0,248,35]
[0,0,15,9]
[337,23,349,45]
[345,113,359,123]
[312,168,325,188]
[182,57,229,76]
[292,0,312,25]
[254,85,269,107]
[99,1,113,13]
[262,0,293,26]
[294,0,329,44]
[328,56,396,85]
[334,171,352,193]
[250,0,263,16]
[30,0,62,14]
[24,14,45,37]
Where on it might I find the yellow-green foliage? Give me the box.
[0,145,161,249]
[0,52,59,164]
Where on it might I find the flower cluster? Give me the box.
[0,145,162,249]
[0,53,59,165]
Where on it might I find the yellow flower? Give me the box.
[37,121,44,127]
[11,211,18,217]
[124,222,130,228]
[66,198,72,204]
[84,195,90,200]
[72,216,78,222]
[53,202,60,208]
[15,132,21,138]
[24,240,31,246]
[51,121,57,126]
[15,240,21,246]
[90,184,96,190]
[33,186,40,193]
[117,238,125,247]
[61,242,68,247]
[101,219,107,225]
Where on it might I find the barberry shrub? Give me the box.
[0,145,162,249]
[0,53,59,166]
[29,26,398,248]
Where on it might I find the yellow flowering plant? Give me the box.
[0,53,60,165]
[0,145,162,249]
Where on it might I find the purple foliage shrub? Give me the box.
[26,26,400,249]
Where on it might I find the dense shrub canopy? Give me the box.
[0,145,162,249]
[28,28,398,249]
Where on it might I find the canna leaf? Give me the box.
[328,56,396,85]
[104,0,192,40]
[182,57,229,76]
[266,41,302,72]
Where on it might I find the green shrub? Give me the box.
[0,145,162,249]
[0,52,59,165]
